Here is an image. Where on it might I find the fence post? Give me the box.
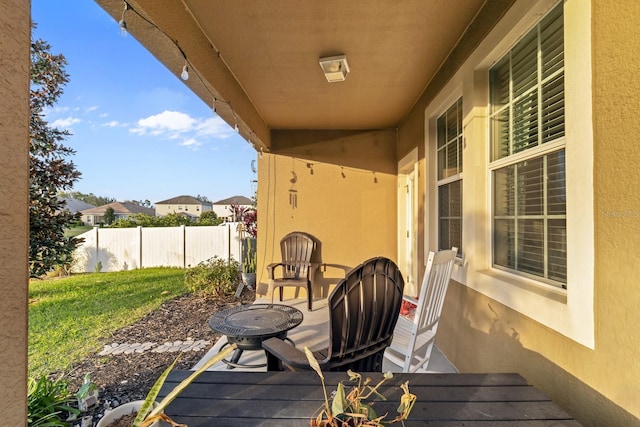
[137,226,142,269]
[182,224,186,268]
[94,226,100,272]
[227,224,231,262]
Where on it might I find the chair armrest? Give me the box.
[309,262,320,276]
[262,337,312,370]
[266,262,284,279]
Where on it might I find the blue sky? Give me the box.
[31,1,257,205]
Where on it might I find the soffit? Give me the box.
[181,0,485,130]
[95,0,486,141]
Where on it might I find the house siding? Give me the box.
[261,0,640,425]
[156,203,212,217]
[258,129,399,296]
[398,1,640,426]
[0,1,30,423]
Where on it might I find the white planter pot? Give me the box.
[97,400,161,427]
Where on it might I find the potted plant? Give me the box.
[97,344,237,427]
[241,238,257,289]
[304,347,416,426]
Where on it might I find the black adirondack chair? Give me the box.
[263,256,405,372]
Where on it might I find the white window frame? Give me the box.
[424,0,594,348]
[436,98,463,256]
[488,3,566,288]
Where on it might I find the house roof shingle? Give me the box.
[80,202,155,216]
[213,195,253,206]
[60,197,95,213]
[155,195,213,206]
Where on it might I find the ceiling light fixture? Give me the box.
[319,55,350,82]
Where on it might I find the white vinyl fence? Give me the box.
[72,223,243,273]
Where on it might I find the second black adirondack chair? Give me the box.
[263,256,405,372]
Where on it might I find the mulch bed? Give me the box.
[61,287,255,425]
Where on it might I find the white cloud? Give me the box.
[102,120,122,127]
[51,117,81,129]
[196,116,234,139]
[86,105,99,113]
[180,138,203,150]
[99,113,109,118]
[129,111,235,149]
[131,111,196,135]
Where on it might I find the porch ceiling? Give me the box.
[95,0,486,150]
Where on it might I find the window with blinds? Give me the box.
[489,3,566,288]
[437,98,462,254]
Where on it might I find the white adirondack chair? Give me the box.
[384,247,458,372]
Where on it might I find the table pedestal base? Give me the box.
[219,335,295,369]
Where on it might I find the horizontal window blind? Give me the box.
[437,98,463,253]
[493,151,566,286]
[439,180,462,252]
[490,3,566,287]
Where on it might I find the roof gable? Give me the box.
[213,195,253,206]
[80,202,155,216]
[156,195,212,206]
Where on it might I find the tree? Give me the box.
[196,194,212,204]
[103,207,115,225]
[29,33,82,277]
[198,211,223,226]
[59,191,115,207]
[230,204,257,238]
[123,199,152,207]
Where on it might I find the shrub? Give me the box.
[27,375,80,426]
[184,257,240,297]
[197,211,224,226]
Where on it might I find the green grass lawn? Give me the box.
[28,267,187,379]
[64,225,92,238]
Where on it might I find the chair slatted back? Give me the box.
[414,248,458,334]
[325,257,404,371]
[280,232,315,279]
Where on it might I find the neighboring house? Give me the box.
[60,197,95,214]
[211,195,254,222]
[80,202,156,226]
[155,195,212,218]
[4,2,640,426]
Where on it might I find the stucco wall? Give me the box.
[0,0,30,423]
[590,0,640,420]
[256,129,399,297]
[400,1,640,426]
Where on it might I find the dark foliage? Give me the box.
[59,191,116,207]
[104,206,116,225]
[29,34,82,278]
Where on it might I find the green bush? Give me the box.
[109,212,228,228]
[28,375,80,427]
[184,257,241,297]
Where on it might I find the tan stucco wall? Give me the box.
[408,1,640,426]
[0,0,31,423]
[439,284,639,426]
[256,129,399,297]
[590,0,640,420]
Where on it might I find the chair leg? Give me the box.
[279,286,284,302]
[307,283,313,311]
[268,280,275,304]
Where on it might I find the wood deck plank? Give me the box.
[158,371,581,425]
